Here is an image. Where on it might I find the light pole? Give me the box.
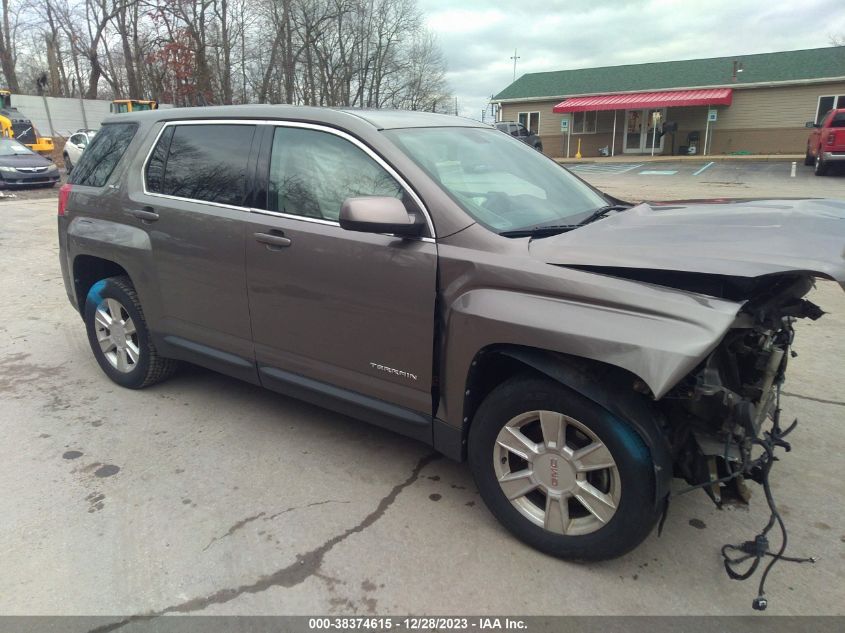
[510,49,520,82]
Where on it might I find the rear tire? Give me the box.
[804,148,813,166]
[83,275,178,389]
[468,375,660,561]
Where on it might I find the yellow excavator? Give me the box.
[0,90,55,154]
[110,99,158,113]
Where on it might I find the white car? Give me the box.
[63,130,97,173]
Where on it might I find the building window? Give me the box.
[572,111,597,134]
[518,111,540,134]
[816,95,845,124]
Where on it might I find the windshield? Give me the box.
[0,140,33,156]
[384,126,606,233]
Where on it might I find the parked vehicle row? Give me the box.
[58,106,844,565]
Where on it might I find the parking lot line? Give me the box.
[639,170,678,175]
[693,161,715,176]
[568,163,644,175]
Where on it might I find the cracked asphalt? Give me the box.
[1,196,844,618]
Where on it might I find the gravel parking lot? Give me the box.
[1,164,844,619]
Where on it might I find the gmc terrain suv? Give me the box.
[59,106,845,564]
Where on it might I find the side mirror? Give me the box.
[339,196,425,237]
[805,121,818,128]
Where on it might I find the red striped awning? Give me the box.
[552,88,733,113]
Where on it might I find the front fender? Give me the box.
[497,346,673,505]
[441,285,742,431]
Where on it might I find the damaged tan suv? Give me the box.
[58,106,845,568]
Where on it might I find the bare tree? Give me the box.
[0,0,21,91]
[3,0,452,113]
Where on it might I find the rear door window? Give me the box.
[69,123,137,187]
[147,124,256,207]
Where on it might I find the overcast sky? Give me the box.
[419,0,845,121]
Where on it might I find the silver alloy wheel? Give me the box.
[94,298,140,373]
[493,410,621,536]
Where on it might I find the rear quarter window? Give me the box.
[69,122,137,187]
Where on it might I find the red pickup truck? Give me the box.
[805,108,845,175]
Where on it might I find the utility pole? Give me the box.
[510,49,521,82]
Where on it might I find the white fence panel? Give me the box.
[8,94,173,138]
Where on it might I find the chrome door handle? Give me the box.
[128,208,159,222]
[254,232,292,247]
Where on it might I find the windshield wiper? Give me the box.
[499,224,579,238]
[577,203,633,226]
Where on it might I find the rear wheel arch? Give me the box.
[463,344,672,504]
[72,255,130,316]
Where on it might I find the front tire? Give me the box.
[63,152,73,173]
[468,375,660,561]
[84,275,178,389]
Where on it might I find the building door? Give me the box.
[623,109,665,153]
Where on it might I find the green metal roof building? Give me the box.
[492,46,845,157]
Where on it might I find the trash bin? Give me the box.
[686,132,701,156]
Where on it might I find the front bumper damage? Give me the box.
[662,274,825,609]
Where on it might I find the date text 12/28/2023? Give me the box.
[308,617,528,630]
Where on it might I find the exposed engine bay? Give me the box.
[664,274,820,497]
[645,271,823,609]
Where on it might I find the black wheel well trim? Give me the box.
[463,344,672,505]
[72,255,130,317]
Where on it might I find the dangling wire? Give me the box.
[720,385,816,610]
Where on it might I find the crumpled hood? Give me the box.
[529,198,845,282]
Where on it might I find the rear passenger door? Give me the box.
[244,123,438,420]
[126,121,260,381]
